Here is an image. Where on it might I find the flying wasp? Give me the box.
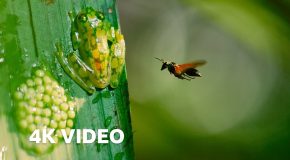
[155,57,206,80]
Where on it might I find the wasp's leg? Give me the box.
[55,43,95,94]
[183,74,193,81]
[184,74,195,80]
[178,74,191,81]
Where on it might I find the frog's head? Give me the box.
[75,7,105,31]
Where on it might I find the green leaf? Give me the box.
[0,0,134,159]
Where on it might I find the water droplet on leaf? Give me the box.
[105,116,112,128]
[92,94,101,104]
[114,152,124,160]
[102,90,111,98]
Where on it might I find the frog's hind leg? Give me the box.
[55,43,95,94]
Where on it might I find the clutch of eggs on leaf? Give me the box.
[13,68,84,155]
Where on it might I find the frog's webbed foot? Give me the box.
[55,43,95,94]
[69,10,81,50]
[68,9,77,22]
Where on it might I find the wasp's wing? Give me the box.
[175,60,206,72]
[178,60,206,69]
[184,68,201,77]
[177,60,206,77]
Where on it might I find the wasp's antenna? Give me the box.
[154,57,164,62]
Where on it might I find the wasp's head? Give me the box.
[167,62,176,73]
[154,57,174,71]
[161,62,175,73]
[161,62,168,70]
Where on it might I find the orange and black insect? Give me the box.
[155,57,206,80]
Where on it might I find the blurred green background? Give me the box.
[118,0,290,159]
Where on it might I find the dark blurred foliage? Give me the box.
[118,0,290,159]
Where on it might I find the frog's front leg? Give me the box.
[55,43,95,94]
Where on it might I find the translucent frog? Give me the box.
[55,7,125,94]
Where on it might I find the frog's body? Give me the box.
[55,7,125,94]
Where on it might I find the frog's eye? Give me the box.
[78,14,87,22]
[96,12,104,20]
